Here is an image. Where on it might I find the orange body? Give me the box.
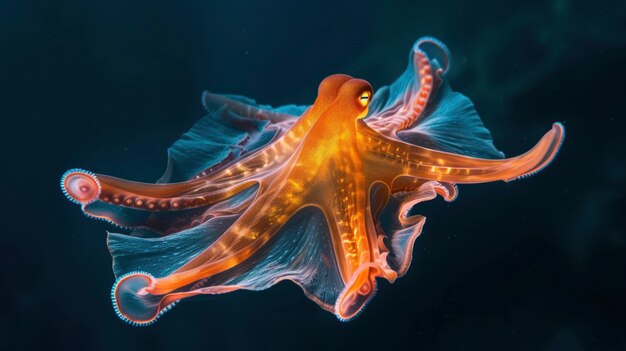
[61,37,564,325]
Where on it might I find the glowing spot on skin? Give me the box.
[288,179,303,191]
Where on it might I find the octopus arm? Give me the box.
[70,91,309,234]
[60,164,259,235]
[366,37,450,135]
[359,120,564,183]
[109,206,347,325]
[85,184,258,235]
[162,92,308,183]
[366,37,504,160]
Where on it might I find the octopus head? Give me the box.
[317,74,353,100]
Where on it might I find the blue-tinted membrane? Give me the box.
[396,81,505,159]
[108,214,238,278]
[378,192,421,273]
[161,92,308,183]
[365,36,503,160]
[174,206,345,310]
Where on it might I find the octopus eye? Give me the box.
[358,91,371,107]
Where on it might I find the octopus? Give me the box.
[61,37,564,325]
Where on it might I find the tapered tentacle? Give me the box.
[62,169,258,212]
[62,168,260,235]
[87,185,258,235]
[393,38,447,131]
[312,159,398,321]
[359,121,564,183]
[315,169,377,320]
[366,37,450,135]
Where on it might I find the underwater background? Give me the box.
[1,0,625,350]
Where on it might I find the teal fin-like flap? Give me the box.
[161,92,309,183]
[397,82,505,159]
[180,206,345,311]
[107,214,238,278]
[366,37,504,160]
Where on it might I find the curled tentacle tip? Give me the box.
[507,122,566,182]
[446,184,459,202]
[111,271,175,327]
[61,168,101,205]
[553,121,566,138]
[412,36,451,75]
[335,282,378,322]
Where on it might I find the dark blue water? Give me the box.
[2,0,625,350]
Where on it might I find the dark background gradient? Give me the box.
[1,0,625,350]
